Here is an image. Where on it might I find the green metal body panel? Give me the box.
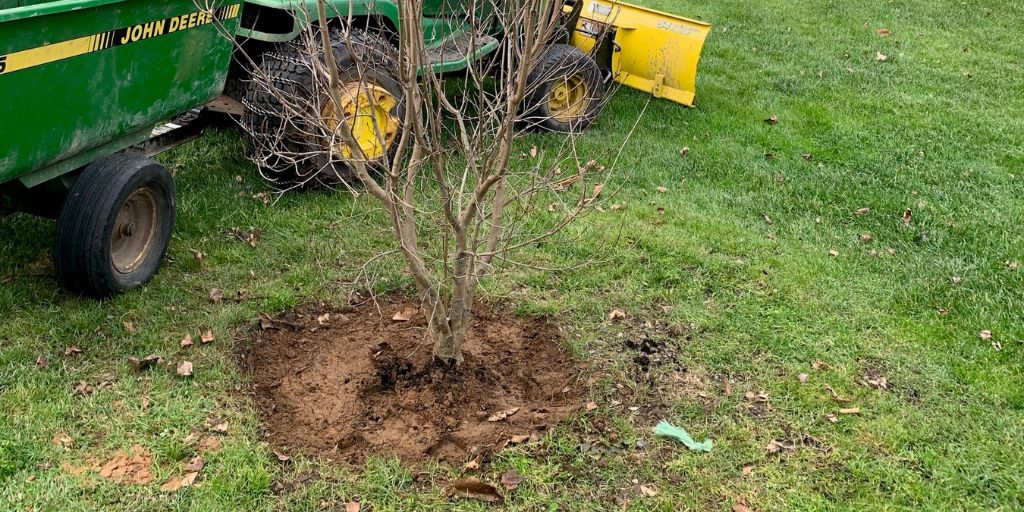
[0,0,242,187]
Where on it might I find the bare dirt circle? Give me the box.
[240,295,584,464]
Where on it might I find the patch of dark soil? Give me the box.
[241,296,583,464]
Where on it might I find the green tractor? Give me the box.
[0,0,708,296]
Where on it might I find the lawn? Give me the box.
[2,0,1023,510]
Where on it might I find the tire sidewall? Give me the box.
[525,44,605,133]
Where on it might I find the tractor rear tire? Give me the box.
[53,154,176,297]
[242,28,404,189]
[522,44,605,133]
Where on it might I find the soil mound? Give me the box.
[242,296,583,464]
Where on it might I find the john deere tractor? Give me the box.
[0,0,707,296]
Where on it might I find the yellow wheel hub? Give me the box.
[548,75,590,123]
[321,82,400,161]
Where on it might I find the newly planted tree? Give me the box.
[238,0,637,365]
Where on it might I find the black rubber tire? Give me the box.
[522,44,606,133]
[242,28,404,189]
[53,154,176,297]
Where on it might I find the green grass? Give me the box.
[2,0,1023,509]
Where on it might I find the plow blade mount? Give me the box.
[570,0,710,107]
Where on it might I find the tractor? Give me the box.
[0,0,708,296]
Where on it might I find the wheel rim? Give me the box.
[110,188,159,274]
[321,81,400,161]
[548,75,590,123]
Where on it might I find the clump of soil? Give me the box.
[241,296,583,464]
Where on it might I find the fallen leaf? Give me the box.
[733,504,752,512]
[73,381,94,396]
[392,307,417,322]
[812,360,831,370]
[176,361,194,377]
[765,439,794,454]
[901,208,912,226]
[878,28,892,37]
[859,233,873,242]
[191,249,205,263]
[824,384,850,403]
[123,321,137,334]
[590,182,605,201]
[487,407,520,422]
[200,330,215,344]
[937,307,948,315]
[180,334,194,347]
[992,340,1002,351]
[951,276,962,284]
[64,346,83,356]
[853,207,871,217]
[36,355,47,369]
[797,373,809,384]
[610,203,624,211]
[273,450,290,462]
[839,407,861,415]
[828,249,839,257]
[316,313,331,325]
[1007,261,1020,270]
[815,216,822,224]
[979,330,992,340]
[160,470,199,492]
[500,469,525,491]
[209,289,225,304]
[585,401,598,411]
[765,115,779,125]
[608,309,626,321]
[208,420,229,434]
[529,145,538,158]
[52,432,73,448]
[876,51,888,61]
[129,354,164,371]
[826,413,839,423]
[508,434,531,444]
[656,186,668,194]
[183,456,205,472]
[802,153,813,160]
[451,476,503,503]
[742,465,754,476]
[346,503,361,512]
[679,146,690,156]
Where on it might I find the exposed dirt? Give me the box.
[241,296,583,464]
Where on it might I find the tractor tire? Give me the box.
[522,44,605,133]
[53,154,176,297]
[242,28,404,189]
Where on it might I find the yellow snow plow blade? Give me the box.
[570,0,710,107]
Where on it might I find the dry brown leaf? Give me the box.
[826,413,839,423]
[901,208,912,226]
[176,361,194,377]
[979,330,993,340]
[765,115,779,125]
[763,214,773,225]
[797,373,809,384]
[608,309,626,321]
[452,476,503,503]
[656,186,668,194]
[590,182,605,200]
[824,384,851,403]
[64,346,83,356]
[853,207,871,217]
[346,503,361,512]
[392,307,417,322]
[640,484,659,497]
[529,145,538,158]
[273,450,291,462]
[828,249,839,257]
[508,434,531,445]
[123,321,137,334]
[209,288,225,304]
[812,360,831,370]
[487,407,520,422]
[733,504,752,512]
[585,401,598,411]
[876,51,888,61]
[73,381,94,396]
[839,407,861,415]
[200,330,215,344]
[208,420,229,434]
[36,355,47,369]
[766,439,794,453]
[500,469,525,491]
[742,465,754,476]
[52,431,73,448]
[679,146,690,156]
[129,354,164,371]
[180,334,194,347]
[316,313,331,325]
[859,233,873,242]
[878,28,892,37]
